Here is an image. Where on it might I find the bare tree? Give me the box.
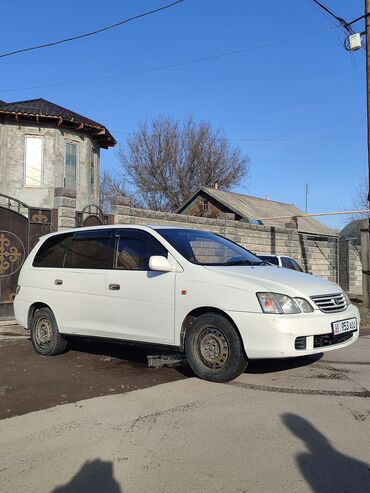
[99,169,129,213]
[350,175,369,221]
[117,115,250,211]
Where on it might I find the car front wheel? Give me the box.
[185,313,248,382]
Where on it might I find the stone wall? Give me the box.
[54,188,77,230]
[111,202,340,283]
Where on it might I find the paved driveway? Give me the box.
[1,331,369,492]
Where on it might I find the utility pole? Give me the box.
[366,0,370,201]
[364,0,370,307]
[309,1,370,306]
[304,183,309,214]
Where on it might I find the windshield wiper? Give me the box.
[224,260,264,266]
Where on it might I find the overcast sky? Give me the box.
[0,0,366,230]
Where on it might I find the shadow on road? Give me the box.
[246,353,323,374]
[282,413,370,492]
[51,459,122,493]
[68,337,323,377]
[68,337,150,366]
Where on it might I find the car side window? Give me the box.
[64,230,114,269]
[281,257,300,271]
[114,230,167,271]
[290,258,303,272]
[260,255,279,266]
[33,233,73,268]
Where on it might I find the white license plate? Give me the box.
[332,318,357,336]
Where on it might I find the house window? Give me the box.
[202,200,209,211]
[89,148,98,197]
[24,136,43,187]
[64,142,78,189]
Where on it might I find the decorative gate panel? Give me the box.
[0,194,55,320]
[76,204,110,228]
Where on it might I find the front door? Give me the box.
[107,229,176,344]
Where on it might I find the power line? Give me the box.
[309,0,347,26]
[111,129,365,142]
[306,0,366,53]
[0,0,184,59]
[0,27,336,94]
[221,136,365,142]
[306,0,342,28]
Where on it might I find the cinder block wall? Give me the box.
[348,241,362,295]
[298,234,338,282]
[112,203,340,283]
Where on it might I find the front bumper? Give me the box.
[228,303,360,359]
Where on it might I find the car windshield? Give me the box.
[158,229,265,266]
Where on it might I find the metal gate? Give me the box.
[76,204,110,227]
[338,236,349,292]
[0,194,55,320]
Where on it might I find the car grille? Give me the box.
[313,332,353,348]
[310,293,347,313]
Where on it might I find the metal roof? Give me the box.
[179,187,338,237]
[0,98,116,148]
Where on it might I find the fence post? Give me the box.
[360,219,370,307]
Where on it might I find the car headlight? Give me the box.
[256,293,312,314]
[294,297,314,313]
[343,292,351,307]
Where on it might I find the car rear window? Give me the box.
[33,233,73,268]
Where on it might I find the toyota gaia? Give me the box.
[14,225,360,382]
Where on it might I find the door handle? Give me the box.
[109,283,120,291]
[54,279,63,286]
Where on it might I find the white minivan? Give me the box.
[14,225,360,382]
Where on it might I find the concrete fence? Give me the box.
[111,201,340,284]
[48,190,362,290]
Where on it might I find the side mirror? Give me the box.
[149,255,172,272]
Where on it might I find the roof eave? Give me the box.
[0,110,116,148]
[175,188,204,213]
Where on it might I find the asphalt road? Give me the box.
[0,324,369,492]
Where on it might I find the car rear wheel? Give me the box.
[30,307,68,356]
[185,313,248,382]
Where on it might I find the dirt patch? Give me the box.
[308,372,345,380]
[359,323,370,336]
[351,297,370,336]
[0,337,186,420]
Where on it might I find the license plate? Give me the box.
[332,318,357,336]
